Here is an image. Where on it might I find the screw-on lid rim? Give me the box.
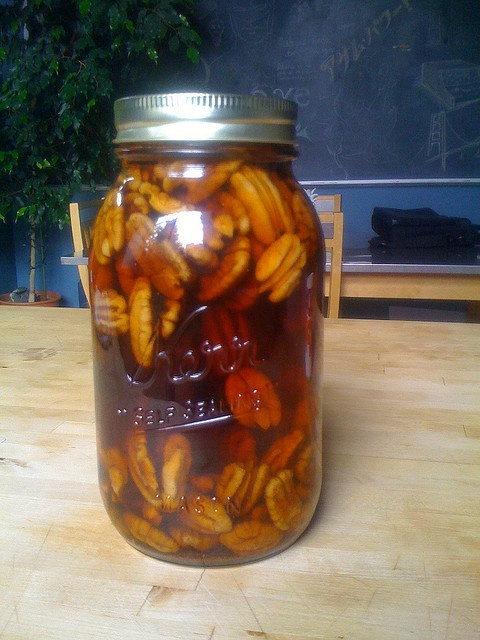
[114,93,298,145]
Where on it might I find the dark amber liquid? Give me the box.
[91,155,324,565]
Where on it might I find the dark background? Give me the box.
[174,0,480,182]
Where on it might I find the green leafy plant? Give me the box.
[0,0,200,301]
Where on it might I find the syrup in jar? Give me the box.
[89,93,324,565]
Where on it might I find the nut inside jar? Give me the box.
[91,154,322,565]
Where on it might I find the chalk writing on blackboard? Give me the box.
[320,0,413,81]
[188,0,480,180]
[421,60,480,109]
[421,60,480,172]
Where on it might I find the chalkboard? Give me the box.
[173,0,480,182]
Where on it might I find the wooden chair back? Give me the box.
[313,194,344,319]
[69,199,103,306]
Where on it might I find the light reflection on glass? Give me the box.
[182,166,205,179]
[175,209,204,246]
[154,209,204,247]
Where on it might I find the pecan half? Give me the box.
[160,434,192,513]
[100,447,128,499]
[92,189,125,264]
[219,519,283,555]
[262,429,305,473]
[225,367,281,429]
[180,494,232,535]
[198,236,251,302]
[127,430,160,508]
[230,170,277,246]
[93,289,129,336]
[169,525,219,552]
[123,512,179,553]
[255,232,306,302]
[128,277,156,368]
[265,469,302,531]
[126,213,192,300]
[163,160,242,203]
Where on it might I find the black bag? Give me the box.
[370,207,479,249]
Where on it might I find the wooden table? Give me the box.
[324,248,480,303]
[1,308,479,640]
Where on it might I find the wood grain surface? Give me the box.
[1,307,479,640]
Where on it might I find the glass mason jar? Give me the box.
[89,93,324,566]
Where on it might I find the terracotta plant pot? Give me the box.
[0,291,61,307]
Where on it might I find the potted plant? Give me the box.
[0,0,200,304]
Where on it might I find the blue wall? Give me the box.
[9,188,105,307]
[12,219,85,308]
[0,216,17,295]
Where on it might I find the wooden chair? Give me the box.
[69,199,103,306]
[313,194,344,319]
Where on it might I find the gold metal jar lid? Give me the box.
[114,93,298,145]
